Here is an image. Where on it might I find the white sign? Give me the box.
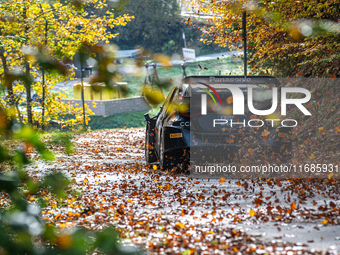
[183,48,196,61]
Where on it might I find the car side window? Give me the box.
[157,87,178,123]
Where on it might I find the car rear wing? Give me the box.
[181,75,281,96]
[182,75,280,86]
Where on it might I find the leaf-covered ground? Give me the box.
[26,129,340,254]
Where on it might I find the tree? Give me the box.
[0,0,134,128]
[113,0,183,54]
[191,0,340,77]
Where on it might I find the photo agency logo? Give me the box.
[198,77,312,128]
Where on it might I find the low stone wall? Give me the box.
[59,96,151,116]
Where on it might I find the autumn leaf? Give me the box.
[290,202,296,210]
[219,177,226,184]
[175,222,186,229]
[153,54,172,68]
[310,154,315,160]
[262,129,270,137]
[249,209,255,217]
[328,172,334,179]
[56,235,73,249]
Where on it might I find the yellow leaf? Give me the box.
[127,199,133,203]
[175,222,186,229]
[328,172,334,179]
[310,154,315,160]
[219,177,226,184]
[321,220,328,225]
[84,178,88,183]
[153,165,158,170]
[153,54,172,68]
[249,209,255,217]
[142,85,165,106]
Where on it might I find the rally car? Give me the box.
[144,75,293,171]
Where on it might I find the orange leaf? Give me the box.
[262,129,270,137]
[226,96,233,104]
[336,126,340,132]
[290,202,296,210]
[219,177,226,184]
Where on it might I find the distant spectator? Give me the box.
[84,65,93,75]
[66,63,78,70]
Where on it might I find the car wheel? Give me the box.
[145,122,157,163]
[159,133,177,170]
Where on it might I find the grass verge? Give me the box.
[88,110,148,130]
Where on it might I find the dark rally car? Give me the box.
[144,75,292,171]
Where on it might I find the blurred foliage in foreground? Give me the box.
[0,0,148,252]
[0,109,143,254]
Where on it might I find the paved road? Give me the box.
[27,128,340,254]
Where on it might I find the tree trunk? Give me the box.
[0,49,14,106]
[41,20,48,131]
[23,6,32,125]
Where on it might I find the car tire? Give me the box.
[159,133,178,170]
[145,121,157,163]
